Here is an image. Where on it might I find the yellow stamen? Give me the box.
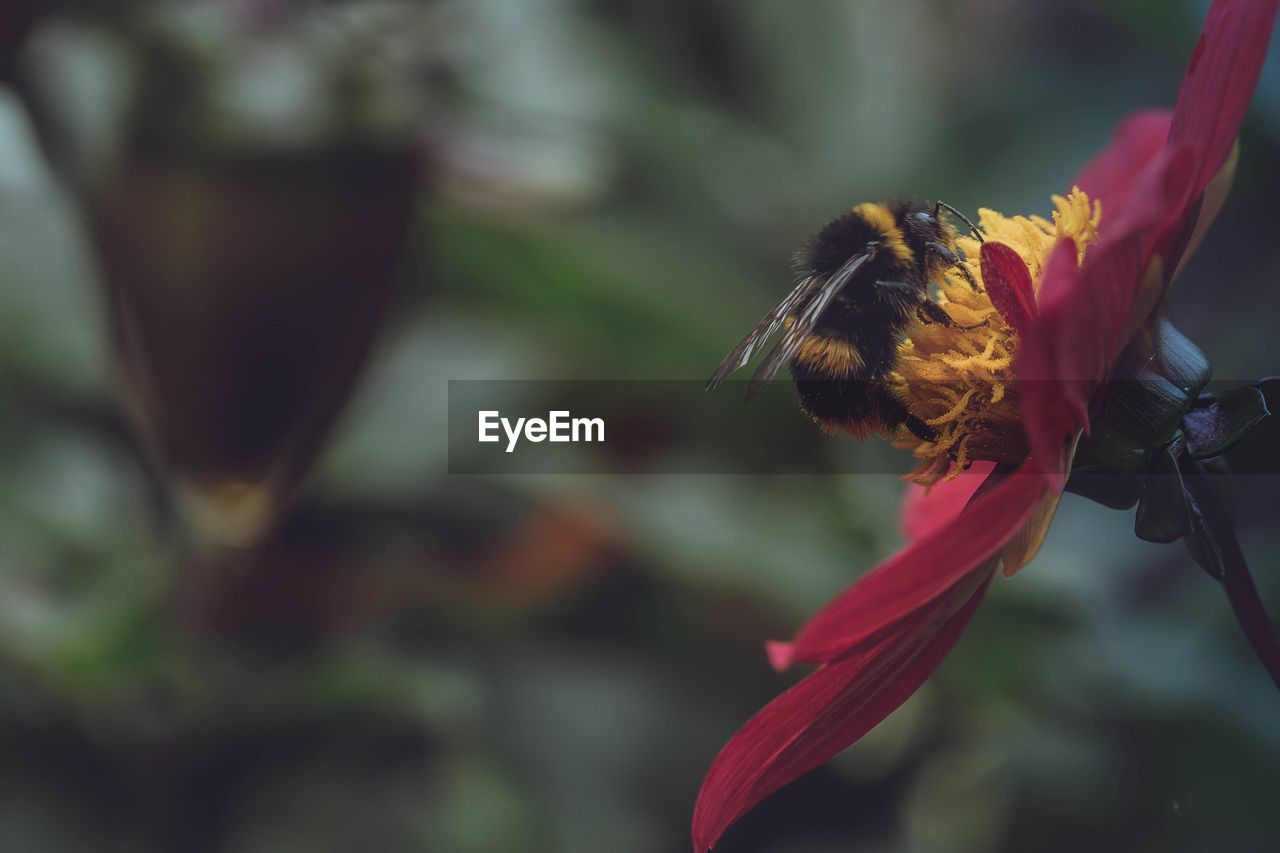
[892,189,1101,487]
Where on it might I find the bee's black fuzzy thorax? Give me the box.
[801,199,954,281]
[802,209,892,279]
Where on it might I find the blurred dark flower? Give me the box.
[85,6,422,545]
[692,0,1278,848]
[94,148,416,545]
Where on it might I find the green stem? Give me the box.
[1186,460,1280,692]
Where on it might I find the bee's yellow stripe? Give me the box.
[852,202,912,267]
[795,335,865,377]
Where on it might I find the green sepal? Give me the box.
[1134,438,1192,544]
[1256,377,1280,410]
[1062,319,1255,584]
[1184,384,1270,459]
[1069,424,1152,475]
[1090,368,1190,453]
[1062,470,1143,510]
[1071,368,1188,477]
[1142,318,1212,399]
[1080,320,1212,470]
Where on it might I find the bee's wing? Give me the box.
[743,251,874,401]
[703,273,825,391]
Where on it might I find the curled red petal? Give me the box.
[691,567,993,853]
[1099,143,1195,333]
[980,242,1038,337]
[1153,0,1279,277]
[784,461,1051,666]
[1026,143,1194,453]
[899,460,996,542]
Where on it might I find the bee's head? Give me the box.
[902,206,956,250]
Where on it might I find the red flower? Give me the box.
[692,1,1279,849]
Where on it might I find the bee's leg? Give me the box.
[873,280,923,313]
[917,298,988,330]
[904,412,939,442]
[877,389,938,442]
[906,409,936,440]
[925,241,982,292]
[934,201,984,243]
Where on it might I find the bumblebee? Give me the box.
[705,200,983,441]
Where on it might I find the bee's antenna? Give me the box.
[936,201,984,243]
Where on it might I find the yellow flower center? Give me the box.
[893,189,1101,486]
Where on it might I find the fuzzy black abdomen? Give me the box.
[790,371,918,439]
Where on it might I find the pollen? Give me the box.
[891,189,1100,486]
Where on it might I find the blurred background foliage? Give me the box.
[1,1,1279,851]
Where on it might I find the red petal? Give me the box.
[1016,239,1093,479]
[1070,109,1172,204]
[1169,0,1280,204]
[691,569,993,853]
[783,461,1051,666]
[770,556,984,672]
[899,460,996,542]
[1151,0,1279,279]
[980,242,1038,337]
[1024,144,1195,462]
